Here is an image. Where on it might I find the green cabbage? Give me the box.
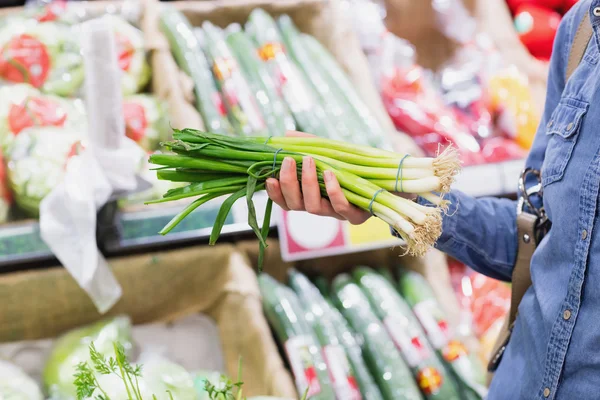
[0,360,43,400]
[43,316,133,400]
[137,354,199,400]
[191,370,223,400]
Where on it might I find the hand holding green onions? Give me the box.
[148,128,460,268]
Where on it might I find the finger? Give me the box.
[301,156,327,216]
[285,130,316,138]
[279,157,304,211]
[265,178,290,211]
[324,170,370,225]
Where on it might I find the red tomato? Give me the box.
[35,1,67,22]
[123,101,148,143]
[514,4,562,60]
[8,97,68,135]
[0,34,51,88]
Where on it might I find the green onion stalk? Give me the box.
[148,129,460,268]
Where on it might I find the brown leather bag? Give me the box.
[486,12,594,384]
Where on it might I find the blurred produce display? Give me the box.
[347,0,542,166]
[448,259,511,364]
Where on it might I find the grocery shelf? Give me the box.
[453,158,524,198]
[102,192,273,254]
[0,220,52,268]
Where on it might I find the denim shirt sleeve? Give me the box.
[400,13,573,282]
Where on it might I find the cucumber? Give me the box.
[323,294,384,400]
[159,7,233,135]
[277,16,357,145]
[289,269,376,400]
[258,274,336,400]
[397,270,487,399]
[301,34,392,150]
[225,27,296,136]
[202,22,267,136]
[332,274,423,400]
[354,267,461,400]
[245,9,338,140]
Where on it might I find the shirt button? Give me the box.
[582,229,588,240]
[544,387,551,397]
[594,7,600,17]
[563,309,572,320]
[547,120,553,128]
[566,122,574,131]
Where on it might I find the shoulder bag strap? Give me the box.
[486,12,594,381]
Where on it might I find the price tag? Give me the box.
[278,209,402,262]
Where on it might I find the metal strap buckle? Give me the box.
[517,167,550,242]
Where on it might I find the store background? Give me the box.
[0,0,564,398]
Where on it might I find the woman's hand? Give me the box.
[265,131,371,225]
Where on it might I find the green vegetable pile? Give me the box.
[159,8,390,149]
[259,267,488,400]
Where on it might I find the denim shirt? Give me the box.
[427,1,600,398]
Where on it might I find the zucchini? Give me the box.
[397,270,487,399]
[159,7,233,135]
[332,274,423,400]
[301,34,391,150]
[354,267,461,400]
[258,274,336,399]
[202,22,267,136]
[225,27,296,136]
[245,9,338,140]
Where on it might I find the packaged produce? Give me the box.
[0,15,149,96]
[0,17,84,96]
[0,360,43,400]
[6,126,84,216]
[202,21,267,136]
[377,38,485,165]
[397,270,487,399]
[354,267,460,400]
[0,83,86,150]
[43,316,133,399]
[488,65,539,149]
[123,94,170,151]
[301,34,391,150]
[245,9,337,140]
[258,274,335,399]
[332,273,423,400]
[107,14,151,96]
[23,1,81,25]
[226,27,296,136]
[0,149,11,223]
[447,259,510,364]
[288,269,363,400]
[278,16,356,144]
[150,129,461,265]
[159,7,233,135]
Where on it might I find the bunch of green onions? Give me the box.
[148,129,460,266]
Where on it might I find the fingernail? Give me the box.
[324,170,333,182]
[282,157,292,171]
[265,179,273,193]
[303,156,312,170]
